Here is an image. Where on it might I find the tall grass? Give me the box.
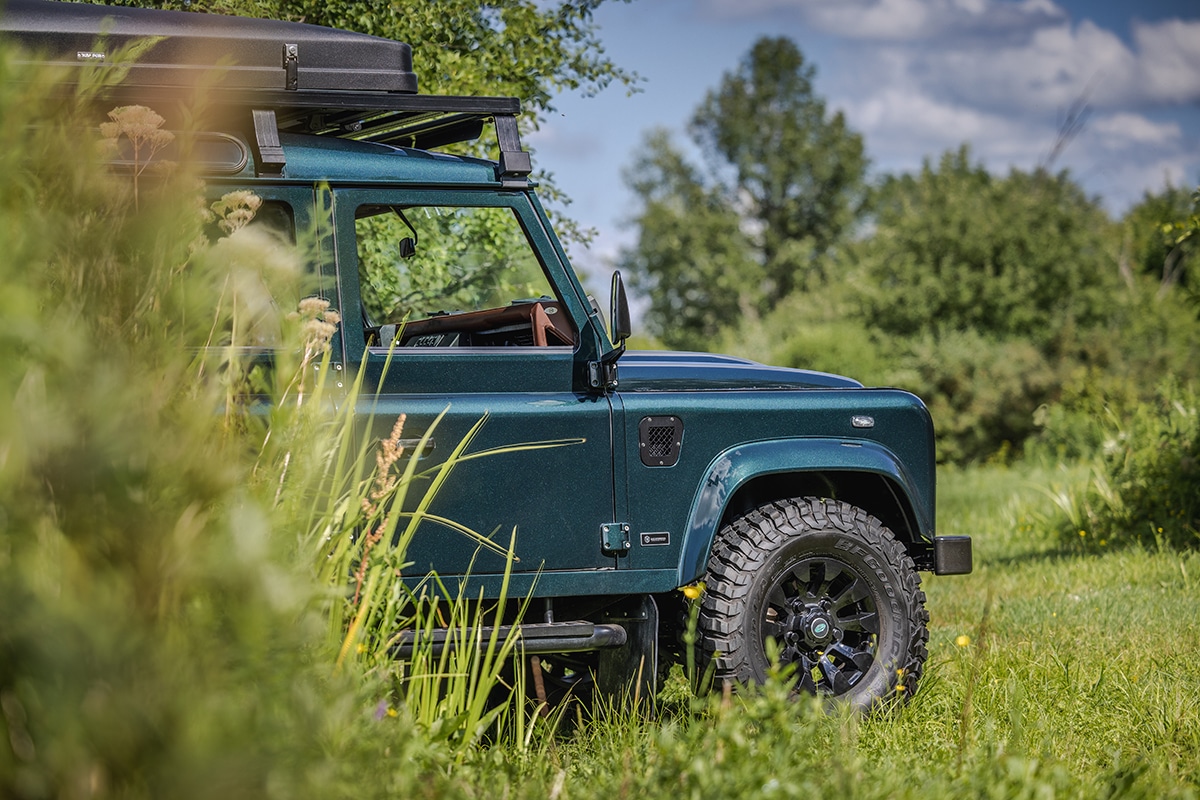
[0,48,546,798]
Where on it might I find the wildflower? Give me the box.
[372,415,407,500]
[1079,530,1086,537]
[292,297,342,359]
[681,582,704,600]
[298,296,331,317]
[100,104,171,146]
[210,190,264,235]
[302,318,338,349]
[99,104,175,210]
[955,635,970,648]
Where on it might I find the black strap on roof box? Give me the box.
[0,0,533,183]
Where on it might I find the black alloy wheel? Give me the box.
[698,497,929,712]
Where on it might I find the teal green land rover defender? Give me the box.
[2,0,971,711]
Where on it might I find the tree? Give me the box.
[856,146,1118,351]
[619,130,760,348]
[618,37,866,347]
[85,0,636,132]
[1121,184,1199,296]
[689,37,867,297]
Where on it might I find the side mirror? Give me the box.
[610,270,632,345]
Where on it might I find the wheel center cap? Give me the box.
[798,610,835,645]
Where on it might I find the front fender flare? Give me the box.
[676,438,932,586]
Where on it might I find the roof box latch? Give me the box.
[283,43,298,91]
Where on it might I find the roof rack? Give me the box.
[0,0,532,182]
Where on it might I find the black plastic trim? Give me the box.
[391,621,628,658]
[934,535,973,575]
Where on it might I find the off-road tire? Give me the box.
[699,497,929,712]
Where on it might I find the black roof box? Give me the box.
[0,1,532,183]
[0,0,417,93]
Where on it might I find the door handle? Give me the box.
[396,438,435,457]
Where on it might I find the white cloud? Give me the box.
[1091,113,1182,148]
[698,0,1067,42]
[842,85,1050,172]
[1064,110,1197,212]
[1066,151,1197,213]
[916,19,1136,112]
[957,17,1200,111]
[831,66,1198,214]
[701,0,1200,111]
[1133,19,1200,105]
[851,88,999,147]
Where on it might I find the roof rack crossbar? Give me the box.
[244,104,530,180]
[360,111,485,145]
[208,92,528,170]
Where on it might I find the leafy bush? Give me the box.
[1044,380,1200,550]
[1025,277,1200,463]
[857,146,1119,350]
[886,331,1061,464]
[1124,182,1198,293]
[0,48,536,799]
[737,293,1065,464]
[726,285,895,386]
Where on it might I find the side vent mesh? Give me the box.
[638,416,683,467]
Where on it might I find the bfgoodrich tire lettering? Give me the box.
[699,497,929,712]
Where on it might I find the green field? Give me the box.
[419,463,1196,800]
[283,462,1200,800]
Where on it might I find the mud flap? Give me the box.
[597,594,659,705]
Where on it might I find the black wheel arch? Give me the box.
[716,470,936,570]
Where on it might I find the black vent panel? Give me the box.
[638,416,684,467]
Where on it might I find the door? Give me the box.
[331,188,618,581]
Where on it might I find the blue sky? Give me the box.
[527,0,1200,285]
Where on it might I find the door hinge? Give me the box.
[587,359,619,391]
[600,522,631,555]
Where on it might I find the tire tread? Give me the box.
[698,497,930,708]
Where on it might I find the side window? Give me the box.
[356,204,574,348]
[249,201,297,242]
[206,196,296,243]
[204,196,300,348]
